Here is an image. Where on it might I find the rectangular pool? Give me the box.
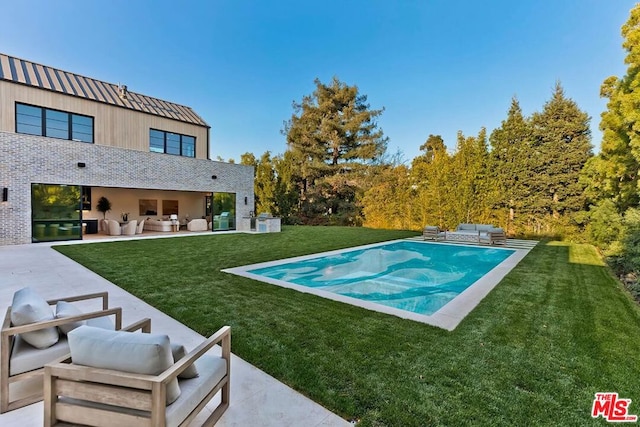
[223,240,530,330]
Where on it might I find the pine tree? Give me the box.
[489,98,532,234]
[529,83,592,232]
[283,77,388,224]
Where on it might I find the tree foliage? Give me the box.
[489,98,532,234]
[282,77,388,224]
[528,83,592,232]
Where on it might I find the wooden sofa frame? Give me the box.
[1,291,122,413]
[44,323,231,427]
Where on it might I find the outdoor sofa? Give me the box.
[143,219,174,232]
[445,223,507,245]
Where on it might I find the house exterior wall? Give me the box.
[0,80,209,159]
[0,131,254,245]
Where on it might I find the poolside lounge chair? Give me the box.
[480,227,507,245]
[1,288,123,413]
[44,323,231,427]
[423,226,443,241]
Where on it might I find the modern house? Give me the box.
[0,53,254,245]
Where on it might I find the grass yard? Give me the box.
[55,226,640,426]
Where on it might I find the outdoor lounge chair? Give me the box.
[1,289,122,413]
[423,226,443,241]
[481,227,507,245]
[44,323,231,427]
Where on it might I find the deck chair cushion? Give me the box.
[68,326,180,405]
[55,300,115,333]
[171,343,199,379]
[11,287,59,349]
[55,301,86,334]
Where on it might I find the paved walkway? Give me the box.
[0,239,350,426]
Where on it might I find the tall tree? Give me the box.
[283,77,388,224]
[254,152,277,215]
[529,83,592,231]
[411,135,452,229]
[583,3,640,213]
[450,128,491,224]
[362,165,414,229]
[272,151,301,223]
[489,98,532,234]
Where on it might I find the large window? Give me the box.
[16,103,94,143]
[149,129,195,157]
[31,184,82,243]
[212,193,236,231]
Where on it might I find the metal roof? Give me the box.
[0,53,209,127]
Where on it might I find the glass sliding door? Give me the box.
[31,184,82,242]
[212,193,236,231]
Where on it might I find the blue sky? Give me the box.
[1,1,636,162]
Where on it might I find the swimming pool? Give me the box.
[224,240,530,330]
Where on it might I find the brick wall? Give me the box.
[0,131,254,245]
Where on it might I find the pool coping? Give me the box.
[222,239,532,331]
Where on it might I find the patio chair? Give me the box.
[1,288,122,413]
[136,219,145,234]
[107,219,121,236]
[44,324,231,427]
[485,227,507,245]
[423,226,443,241]
[122,219,137,236]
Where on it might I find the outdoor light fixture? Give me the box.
[2,188,7,202]
[244,196,248,205]
[211,175,217,180]
[77,162,86,168]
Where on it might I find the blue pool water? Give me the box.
[248,241,515,316]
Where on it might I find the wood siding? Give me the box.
[0,81,209,159]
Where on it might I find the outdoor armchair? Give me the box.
[44,324,231,427]
[122,219,138,236]
[107,219,121,236]
[1,290,122,413]
[423,226,443,241]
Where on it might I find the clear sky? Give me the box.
[1,1,636,162]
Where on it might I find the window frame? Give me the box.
[15,102,94,143]
[149,128,196,157]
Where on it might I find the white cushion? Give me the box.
[171,343,199,379]
[68,326,180,405]
[55,301,115,333]
[166,354,226,427]
[86,315,115,330]
[55,301,86,334]
[10,335,69,376]
[11,287,59,349]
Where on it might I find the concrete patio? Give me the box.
[0,237,351,426]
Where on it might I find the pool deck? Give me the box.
[0,238,351,427]
[225,238,537,331]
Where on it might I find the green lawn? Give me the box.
[55,226,640,426]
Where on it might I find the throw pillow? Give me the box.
[55,301,85,334]
[10,287,59,349]
[68,326,180,405]
[170,343,199,378]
